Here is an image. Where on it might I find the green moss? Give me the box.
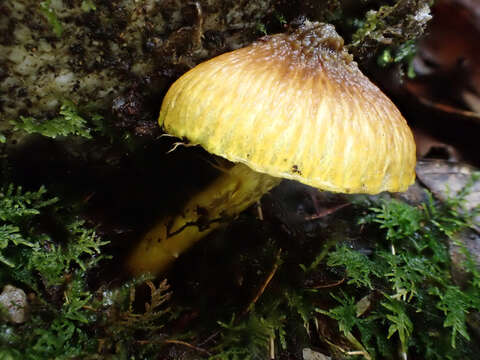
[348,0,433,76]
[0,180,173,358]
[12,101,96,139]
[319,183,480,358]
[377,40,417,77]
[201,174,480,359]
[2,171,479,359]
[39,1,63,37]
[81,0,97,12]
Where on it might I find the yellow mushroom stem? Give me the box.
[126,163,281,275]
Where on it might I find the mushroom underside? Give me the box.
[126,162,280,275]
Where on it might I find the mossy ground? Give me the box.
[1,135,479,359]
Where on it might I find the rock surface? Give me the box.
[0,285,28,324]
[0,0,277,134]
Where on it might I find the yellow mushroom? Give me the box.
[126,21,416,275]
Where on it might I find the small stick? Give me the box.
[164,339,211,356]
[305,202,350,220]
[312,278,345,289]
[256,201,264,221]
[269,335,275,359]
[243,250,282,315]
[197,330,221,346]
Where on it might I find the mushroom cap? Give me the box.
[159,22,416,194]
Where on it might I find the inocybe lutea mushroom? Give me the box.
[126,21,416,275]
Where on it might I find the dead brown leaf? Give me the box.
[415,159,480,232]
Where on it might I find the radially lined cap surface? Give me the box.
[159,21,416,194]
